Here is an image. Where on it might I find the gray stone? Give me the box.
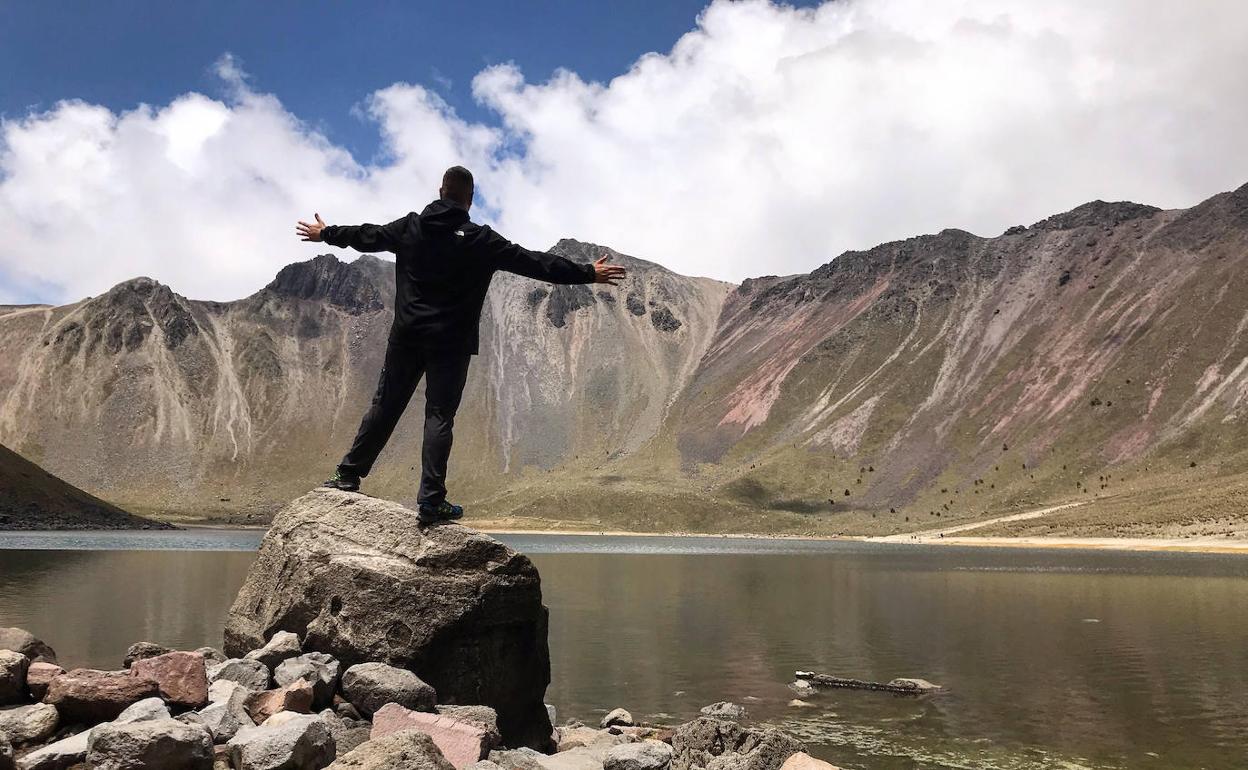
[209,678,250,704]
[340,663,435,718]
[0,653,28,706]
[86,718,213,769]
[224,489,553,749]
[244,632,303,670]
[326,729,454,770]
[605,741,674,770]
[316,710,370,757]
[209,658,271,691]
[197,683,254,742]
[0,630,55,665]
[600,709,633,729]
[121,642,171,669]
[333,703,363,721]
[228,712,335,770]
[435,705,500,740]
[0,735,12,770]
[555,725,625,752]
[538,745,615,770]
[115,697,170,723]
[196,647,228,665]
[671,718,802,770]
[466,762,502,770]
[275,654,341,709]
[488,748,547,770]
[699,703,746,721]
[0,703,59,745]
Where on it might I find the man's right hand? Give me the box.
[592,255,626,285]
[296,213,327,242]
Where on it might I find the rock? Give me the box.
[778,753,842,770]
[197,648,228,665]
[44,669,160,724]
[244,632,304,670]
[227,712,335,770]
[786,701,812,709]
[434,706,500,741]
[0,653,28,706]
[24,663,64,702]
[224,489,553,749]
[699,703,746,721]
[466,762,502,770]
[604,741,674,770]
[130,651,209,709]
[209,678,250,704]
[487,748,546,770]
[275,654,341,710]
[372,703,498,768]
[208,658,272,691]
[116,697,172,722]
[246,680,315,724]
[786,681,814,697]
[0,703,59,745]
[333,703,363,721]
[0,631,56,665]
[554,726,625,753]
[545,706,556,726]
[600,709,633,729]
[326,729,454,770]
[0,736,12,770]
[340,663,435,719]
[17,692,169,770]
[536,745,615,770]
[86,718,214,769]
[885,678,941,693]
[122,642,172,669]
[317,710,371,757]
[671,718,802,770]
[197,684,254,742]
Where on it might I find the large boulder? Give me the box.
[0,631,55,665]
[86,718,214,769]
[327,729,454,770]
[44,669,160,724]
[224,490,553,749]
[0,654,27,706]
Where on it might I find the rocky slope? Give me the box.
[0,444,171,530]
[2,184,1247,536]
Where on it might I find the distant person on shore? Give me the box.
[296,166,625,523]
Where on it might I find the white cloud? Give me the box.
[2,0,1247,304]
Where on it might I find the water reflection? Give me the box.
[0,536,1244,769]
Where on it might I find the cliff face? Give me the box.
[2,184,1247,535]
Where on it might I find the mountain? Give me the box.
[0,443,172,529]
[1,184,1246,537]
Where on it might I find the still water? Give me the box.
[1,530,1245,770]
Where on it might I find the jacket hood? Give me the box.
[420,198,472,231]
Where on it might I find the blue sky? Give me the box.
[2,1,1246,305]
[1,1,812,165]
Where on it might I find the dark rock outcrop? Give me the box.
[223,489,553,750]
[265,254,384,314]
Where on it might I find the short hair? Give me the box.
[442,166,474,206]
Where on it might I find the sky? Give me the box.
[1,0,1247,305]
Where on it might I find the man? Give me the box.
[296,165,625,523]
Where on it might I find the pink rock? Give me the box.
[26,661,66,701]
[244,679,313,724]
[372,703,493,768]
[130,651,208,709]
[780,752,844,770]
[45,669,161,723]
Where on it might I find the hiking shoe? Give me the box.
[418,501,464,524]
[321,470,360,492]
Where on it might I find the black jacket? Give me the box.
[321,198,596,354]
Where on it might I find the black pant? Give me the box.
[338,342,472,509]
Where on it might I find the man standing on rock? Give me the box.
[296,166,625,523]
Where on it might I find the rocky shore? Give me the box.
[0,490,842,770]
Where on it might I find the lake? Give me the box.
[1,530,1245,769]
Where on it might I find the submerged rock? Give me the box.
[225,489,553,749]
[699,703,746,721]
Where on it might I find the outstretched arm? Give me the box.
[296,213,410,253]
[484,229,626,285]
